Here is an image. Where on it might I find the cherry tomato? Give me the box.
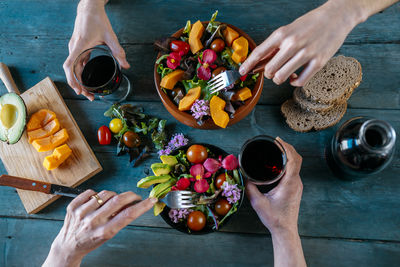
[123,131,141,148]
[215,173,231,189]
[98,125,112,145]
[187,211,206,231]
[210,38,225,53]
[214,198,232,216]
[211,67,227,79]
[170,40,190,55]
[109,118,123,134]
[187,144,208,164]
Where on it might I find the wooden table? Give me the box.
[1,1,399,266]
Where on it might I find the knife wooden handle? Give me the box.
[0,63,20,94]
[0,175,51,194]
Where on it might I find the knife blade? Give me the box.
[0,174,85,197]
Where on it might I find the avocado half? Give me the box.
[0,93,27,144]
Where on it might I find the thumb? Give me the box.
[106,37,130,69]
[245,180,264,204]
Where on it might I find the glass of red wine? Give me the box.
[239,135,287,185]
[73,46,131,102]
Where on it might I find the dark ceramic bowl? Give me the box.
[158,143,245,234]
[154,22,264,129]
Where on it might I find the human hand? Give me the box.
[63,0,130,101]
[246,137,303,236]
[239,0,364,87]
[43,190,156,267]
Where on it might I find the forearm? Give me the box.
[326,0,399,24]
[271,228,306,267]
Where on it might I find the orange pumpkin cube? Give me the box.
[233,87,252,101]
[232,37,249,64]
[28,118,61,143]
[189,20,205,54]
[223,26,240,47]
[43,144,72,170]
[178,86,201,111]
[27,109,56,131]
[32,128,69,152]
[210,96,229,128]
[160,70,185,90]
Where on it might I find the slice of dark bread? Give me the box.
[281,99,347,132]
[293,87,335,114]
[301,56,362,104]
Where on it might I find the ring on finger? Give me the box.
[91,194,104,206]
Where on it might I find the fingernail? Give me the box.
[239,66,245,76]
[150,197,158,204]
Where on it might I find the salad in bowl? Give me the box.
[154,11,263,129]
[137,143,244,234]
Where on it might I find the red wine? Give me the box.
[81,55,122,95]
[240,139,284,181]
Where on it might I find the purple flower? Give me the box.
[158,133,189,156]
[169,133,189,149]
[191,99,210,120]
[221,182,241,204]
[168,208,193,223]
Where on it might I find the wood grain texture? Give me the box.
[1,41,399,110]
[0,101,398,242]
[0,0,399,265]
[2,217,400,267]
[0,78,102,214]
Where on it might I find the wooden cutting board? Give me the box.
[0,66,102,214]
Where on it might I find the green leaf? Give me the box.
[156,54,169,65]
[206,10,219,33]
[221,47,239,70]
[218,202,238,226]
[157,63,174,78]
[175,150,190,167]
[183,20,191,35]
[239,73,259,88]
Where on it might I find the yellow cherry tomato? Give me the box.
[109,118,123,134]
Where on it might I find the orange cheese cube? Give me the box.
[43,144,72,170]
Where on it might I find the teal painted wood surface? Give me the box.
[0,0,399,266]
[2,217,400,267]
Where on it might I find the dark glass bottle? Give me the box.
[326,117,396,179]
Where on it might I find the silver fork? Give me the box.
[160,190,197,209]
[208,57,272,94]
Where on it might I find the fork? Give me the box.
[208,57,271,94]
[159,190,197,209]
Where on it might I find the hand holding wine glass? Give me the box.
[246,137,306,267]
[63,0,130,101]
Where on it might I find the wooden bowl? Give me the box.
[154,22,264,130]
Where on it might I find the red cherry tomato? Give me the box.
[214,198,232,216]
[187,144,208,164]
[210,38,225,53]
[187,211,206,231]
[170,40,190,55]
[215,173,230,189]
[97,125,112,145]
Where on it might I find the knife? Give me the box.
[0,175,85,197]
